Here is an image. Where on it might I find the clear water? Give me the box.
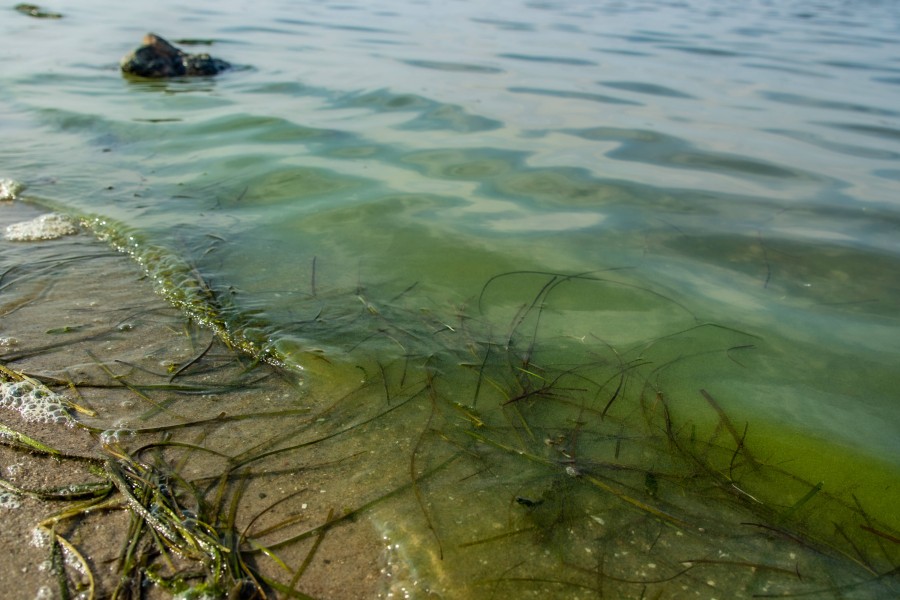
[2,0,900,597]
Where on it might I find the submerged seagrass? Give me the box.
[1,207,898,598]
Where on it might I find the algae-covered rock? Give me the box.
[120,33,231,78]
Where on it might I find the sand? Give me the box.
[1,202,386,599]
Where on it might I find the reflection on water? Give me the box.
[2,0,900,597]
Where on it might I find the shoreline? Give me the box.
[0,203,386,598]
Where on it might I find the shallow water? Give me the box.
[2,0,900,597]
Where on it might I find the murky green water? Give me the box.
[2,1,899,597]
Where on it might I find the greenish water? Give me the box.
[2,1,900,597]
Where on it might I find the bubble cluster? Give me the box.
[0,178,23,201]
[0,380,74,426]
[99,428,135,445]
[0,492,21,510]
[4,213,78,241]
[31,527,49,548]
[173,590,220,600]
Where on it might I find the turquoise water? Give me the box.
[2,1,900,597]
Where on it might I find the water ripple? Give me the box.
[766,128,900,161]
[660,44,742,57]
[819,121,900,143]
[401,59,503,74]
[598,80,694,99]
[275,17,396,35]
[470,17,535,32]
[508,86,640,106]
[568,127,819,181]
[332,89,502,132]
[498,52,597,66]
[761,91,899,117]
[400,148,524,181]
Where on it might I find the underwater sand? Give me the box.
[0,204,386,598]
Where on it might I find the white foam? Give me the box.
[0,178,23,201]
[31,527,49,548]
[0,492,21,510]
[4,213,78,241]
[0,379,74,426]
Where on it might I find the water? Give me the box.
[2,1,900,597]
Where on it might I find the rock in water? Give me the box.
[120,33,231,78]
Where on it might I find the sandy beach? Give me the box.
[1,202,386,599]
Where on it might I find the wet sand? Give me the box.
[0,203,385,598]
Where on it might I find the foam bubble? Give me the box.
[173,592,219,600]
[4,213,78,241]
[0,178,23,201]
[0,379,74,426]
[31,527,49,548]
[99,429,135,445]
[0,492,21,510]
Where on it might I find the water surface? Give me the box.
[2,1,899,597]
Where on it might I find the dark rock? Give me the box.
[120,33,231,78]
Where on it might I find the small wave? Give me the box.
[401,147,525,181]
[661,44,742,57]
[599,80,694,99]
[498,53,597,66]
[766,128,900,161]
[508,86,640,106]
[819,121,900,143]
[742,62,831,79]
[401,59,503,74]
[4,213,78,241]
[568,127,818,181]
[592,47,654,57]
[0,179,24,201]
[275,17,396,35]
[761,91,899,117]
[470,17,534,32]
[335,89,502,132]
